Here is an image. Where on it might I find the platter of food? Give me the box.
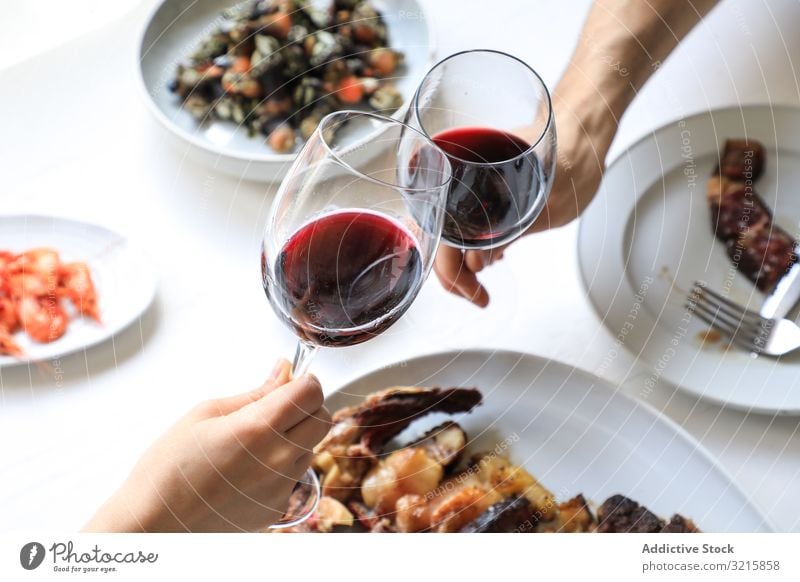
[0,215,157,367]
[578,105,800,413]
[284,350,771,533]
[138,0,434,181]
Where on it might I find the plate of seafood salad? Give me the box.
[0,216,157,367]
[578,105,800,413]
[284,350,772,533]
[139,0,432,180]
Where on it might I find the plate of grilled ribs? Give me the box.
[283,350,771,533]
[579,105,800,413]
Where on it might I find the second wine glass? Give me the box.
[406,49,556,250]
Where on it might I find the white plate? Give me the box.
[579,105,800,414]
[138,0,435,182]
[329,349,772,532]
[0,215,157,367]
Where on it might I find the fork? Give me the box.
[686,281,800,356]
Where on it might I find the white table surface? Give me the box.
[1,0,799,532]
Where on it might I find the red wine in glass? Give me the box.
[432,126,540,249]
[267,210,422,347]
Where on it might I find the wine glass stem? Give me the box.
[291,341,318,377]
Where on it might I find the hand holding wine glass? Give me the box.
[406,50,557,306]
[83,359,331,532]
[260,110,451,525]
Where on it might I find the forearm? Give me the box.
[556,0,720,141]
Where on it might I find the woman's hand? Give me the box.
[83,359,331,532]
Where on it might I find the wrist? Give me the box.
[551,66,620,160]
[83,475,169,533]
[83,490,146,533]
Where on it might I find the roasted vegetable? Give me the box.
[538,494,596,533]
[285,386,700,535]
[362,448,443,514]
[467,453,557,521]
[314,497,354,532]
[313,386,481,501]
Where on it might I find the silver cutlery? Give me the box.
[687,281,800,356]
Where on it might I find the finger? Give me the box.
[210,359,293,416]
[433,246,468,299]
[434,246,489,307]
[464,247,506,272]
[294,451,314,469]
[464,250,487,272]
[284,406,332,453]
[491,245,507,263]
[236,374,325,433]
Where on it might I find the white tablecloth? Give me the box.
[1,0,798,532]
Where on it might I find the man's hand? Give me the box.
[433,0,721,307]
[434,91,612,307]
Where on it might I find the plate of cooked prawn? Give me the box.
[0,215,157,367]
[284,350,773,533]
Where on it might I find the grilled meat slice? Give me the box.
[730,225,797,292]
[707,139,796,292]
[596,494,665,533]
[709,185,772,244]
[596,495,701,533]
[716,139,765,181]
[662,514,700,533]
[459,496,537,533]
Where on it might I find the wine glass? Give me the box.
[406,49,556,250]
[260,110,452,528]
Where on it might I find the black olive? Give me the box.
[257,68,287,97]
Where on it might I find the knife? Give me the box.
[760,257,800,320]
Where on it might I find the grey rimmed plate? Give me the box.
[578,105,800,414]
[137,0,435,182]
[328,349,773,532]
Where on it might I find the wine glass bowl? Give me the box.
[262,111,451,362]
[407,49,556,249]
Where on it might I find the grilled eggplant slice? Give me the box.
[406,421,467,469]
[459,496,537,533]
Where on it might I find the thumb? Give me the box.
[434,245,489,307]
